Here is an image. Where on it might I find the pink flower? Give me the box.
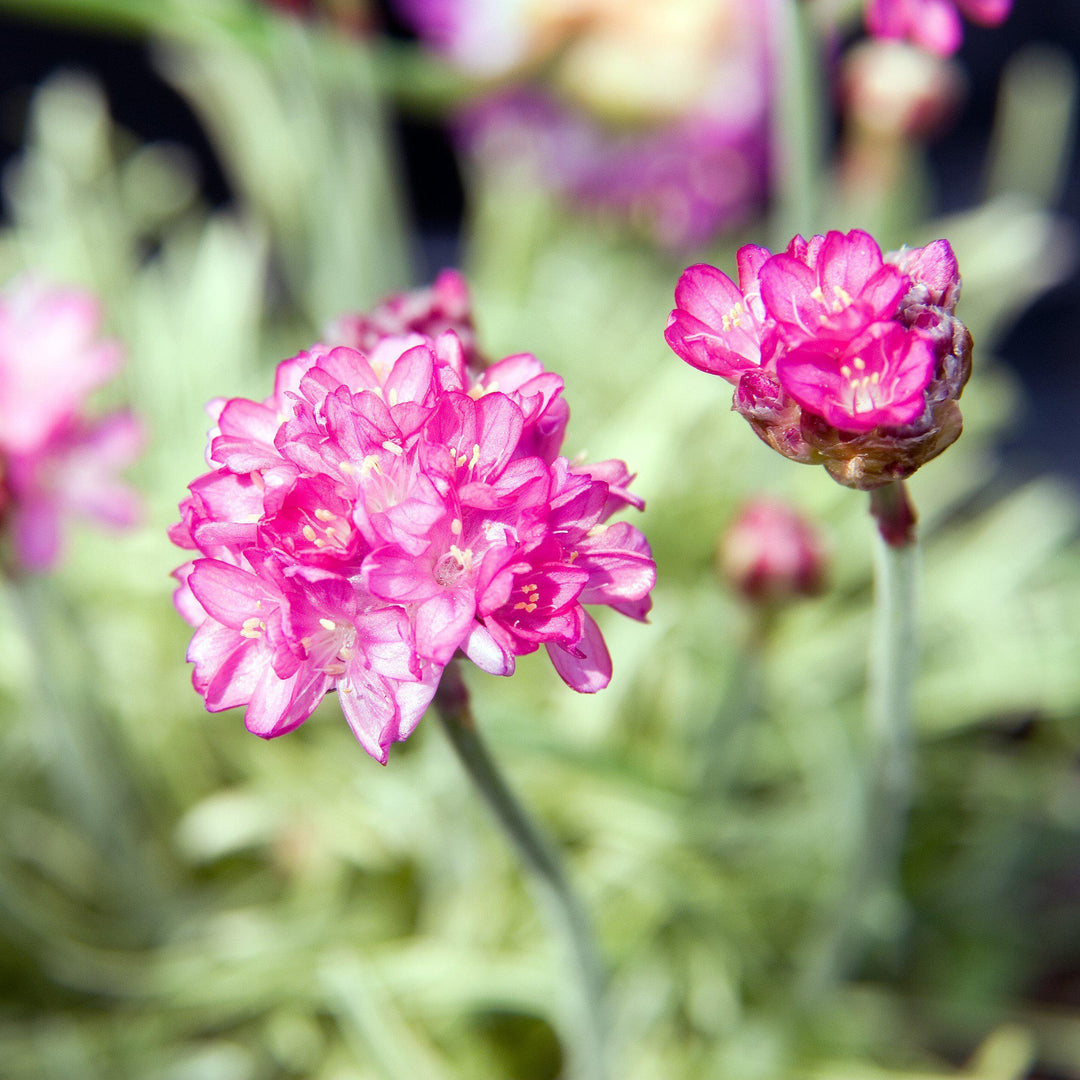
[865,0,1013,57]
[720,499,828,605]
[776,322,936,433]
[666,231,972,488]
[172,275,655,762]
[0,278,141,572]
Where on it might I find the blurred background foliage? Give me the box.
[0,1,1078,1078]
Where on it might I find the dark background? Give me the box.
[0,0,1076,481]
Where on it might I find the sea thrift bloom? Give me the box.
[666,229,972,489]
[0,278,141,572]
[865,0,1012,57]
[720,499,828,605]
[172,275,655,762]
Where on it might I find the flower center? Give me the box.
[512,581,540,614]
[840,357,882,413]
[300,506,350,551]
[721,301,746,333]
[811,283,855,313]
[434,544,474,587]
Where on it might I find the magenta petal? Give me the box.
[818,230,884,296]
[13,498,62,572]
[363,551,440,603]
[958,0,1011,24]
[758,254,820,333]
[545,612,612,693]
[577,548,657,606]
[198,632,264,712]
[243,667,325,738]
[463,622,516,676]
[415,589,477,664]
[911,0,965,55]
[339,671,400,762]
[188,559,278,627]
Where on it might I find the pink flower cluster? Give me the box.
[0,278,141,572]
[866,0,1012,57]
[666,229,972,488]
[171,273,655,762]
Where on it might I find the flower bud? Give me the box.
[842,40,963,141]
[719,499,828,606]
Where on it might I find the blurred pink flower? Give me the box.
[720,498,828,605]
[865,0,1012,56]
[0,278,141,572]
[172,275,655,762]
[666,231,972,488]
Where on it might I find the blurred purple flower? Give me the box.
[397,0,777,250]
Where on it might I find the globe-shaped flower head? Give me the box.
[666,229,972,490]
[171,273,656,762]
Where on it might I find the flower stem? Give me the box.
[848,482,919,959]
[797,482,918,995]
[699,607,772,797]
[772,0,828,247]
[865,479,918,891]
[433,663,609,1080]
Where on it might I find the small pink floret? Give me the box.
[172,274,655,761]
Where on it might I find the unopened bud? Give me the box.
[842,40,964,140]
[719,498,828,606]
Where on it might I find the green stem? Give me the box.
[772,0,828,248]
[699,607,772,798]
[865,480,918,888]
[433,663,609,1080]
[797,482,917,996]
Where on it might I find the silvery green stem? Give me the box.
[772,0,828,247]
[700,607,772,798]
[797,482,918,995]
[433,663,609,1080]
[866,481,918,889]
